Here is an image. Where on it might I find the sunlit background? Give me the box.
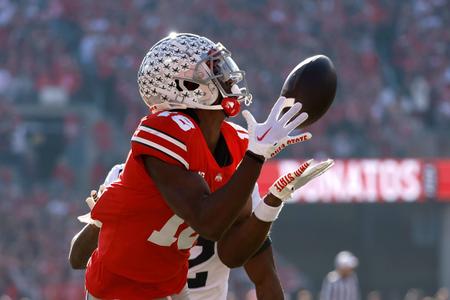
[0,0,449,299]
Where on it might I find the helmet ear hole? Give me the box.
[183,81,200,91]
[174,79,183,92]
[174,79,200,91]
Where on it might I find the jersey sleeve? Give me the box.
[251,183,262,211]
[131,112,196,169]
[226,121,249,156]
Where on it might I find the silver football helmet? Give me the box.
[137,33,252,113]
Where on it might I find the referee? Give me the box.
[319,251,360,300]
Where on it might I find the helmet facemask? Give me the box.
[193,43,252,107]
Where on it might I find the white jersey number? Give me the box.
[172,115,195,132]
[158,111,195,132]
[148,214,198,250]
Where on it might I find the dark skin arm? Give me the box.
[244,245,284,300]
[143,152,263,241]
[67,162,279,269]
[67,149,263,267]
[68,224,99,269]
[217,193,282,267]
[66,198,254,271]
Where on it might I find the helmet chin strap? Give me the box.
[217,84,242,117]
[150,95,243,117]
[221,97,241,117]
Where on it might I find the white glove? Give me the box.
[84,186,106,209]
[269,159,334,201]
[242,96,312,159]
[78,164,124,227]
[103,163,124,186]
[77,187,105,228]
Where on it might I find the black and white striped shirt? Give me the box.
[320,271,360,300]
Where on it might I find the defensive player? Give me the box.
[79,33,328,299]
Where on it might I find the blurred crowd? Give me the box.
[0,0,449,299]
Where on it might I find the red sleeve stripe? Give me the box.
[136,126,187,151]
[131,136,189,169]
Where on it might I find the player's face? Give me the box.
[206,54,237,94]
[200,45,251,104]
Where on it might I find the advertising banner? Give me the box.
[257,159,450,203]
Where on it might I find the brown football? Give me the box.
[280,55,337,128]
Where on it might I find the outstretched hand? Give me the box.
[269,159,334,201]
[243,96,312,159]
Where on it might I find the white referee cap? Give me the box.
[335,251,358,269]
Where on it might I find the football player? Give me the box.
[75,33,331,299]
[70,155,332,299]
[70,165,282,299]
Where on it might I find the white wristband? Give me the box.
[86,197,96,210]
[90,219,102,228]
[254,200,284,222]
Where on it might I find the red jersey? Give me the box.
[86,111,248,299]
